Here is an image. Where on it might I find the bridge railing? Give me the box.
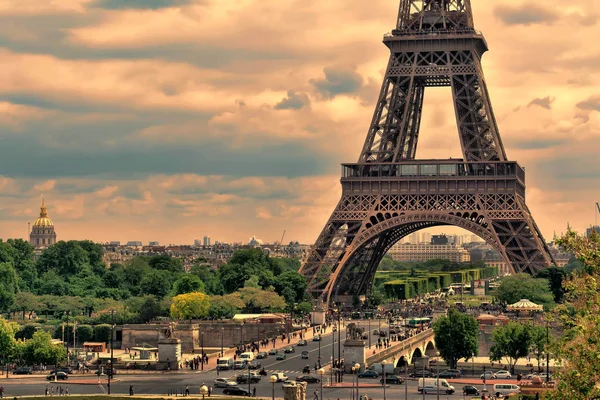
[366,328,434,365]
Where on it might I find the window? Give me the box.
[420,165,437,176]
[401,165,418,176]
[439,164,457,176]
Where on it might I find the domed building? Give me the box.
[29,198,57,248]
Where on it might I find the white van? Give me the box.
[493,384,520,397]
[216,357,233,370]
[418,378,455,395]
[239,352,255,362]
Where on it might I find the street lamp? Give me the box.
[64,310,71,367]
[436,351,440,400]
[201,331,205,371]
[270,374,277,400]
[354,363,360,400]
[546,321,550,383]
[221,327,224,357]
[199,384,208,400]
[108,309,115,395]
[382,360,387,400]
[351,366,357,400]
[318,368,325,400]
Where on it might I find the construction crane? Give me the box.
[596,202,600,227]
[280,230,286,246]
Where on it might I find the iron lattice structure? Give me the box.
[299,0,555,304]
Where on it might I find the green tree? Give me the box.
[140,270,172,298]
[0,262,19,312]
[23,330,66,366]
[536,267,568,303]
[139,296,162,323]
[545,229,600,399]
[208,294,245,319]
[148,255,184,273]
[238,287,286,313]
[0,317,17,363]
[489,321,532,373]
[189,265,223,295]
[13,292,42,320]
[494,273,554,306]
[36,241,89,276]
[529,325,548,373]
[170,292,210,320]
[94,324,112,343]
[432,308,479,369]
[76,325,94,343]
[295,301,313,316]
[172,275,205,295]
[274,271,307,303]
[15,324,40,340]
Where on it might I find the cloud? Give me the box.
[275,91,311,110]
[577,96,600,112]
[310,68,364,99]
[528,97,555,110]
[91,0,195,10]
[494,4,559,26]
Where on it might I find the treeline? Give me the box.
[0,239,311,323]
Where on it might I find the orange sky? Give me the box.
[0,0,599,245]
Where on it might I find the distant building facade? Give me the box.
[387,242,470,263]
[203,236,211,246]
[29,198,57,249]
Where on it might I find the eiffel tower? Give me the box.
[299,0,555,305]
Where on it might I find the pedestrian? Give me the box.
[0,385,4,399]
[314,389,319,400]
[252,386,256,397]
[185,385,190,396]
[65,388,69,396]
[129,385,134,396]
[45,387,49,396]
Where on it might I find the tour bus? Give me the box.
[239,352,255,362]
[418,378,455,395]
[216,357,234,371]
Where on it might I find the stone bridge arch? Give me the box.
[393,337,437,367]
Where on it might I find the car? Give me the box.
[480,371,497,380]
[282,380,297,389]
[297,340,308,346]
[296,375,321,383]
[236,374,261,384]
[301,350,310,359]
[312,335,322,342]
[256,352,268,359]
[214,378,237,388]
[463,385,480,395]
[46,372,69,381]
[51,367,73,375]
[380,374,404,384]
[276,352,286,360]
[223,386,251,396]
[358,370,379,379]
[410,370,434,378]
[271,373,288,382]
[528,373,552,381]
[496,371,512,379]
[268,348,278,356]
[13,367,32,375]
[283,346,295,354]
[437,370,461,379]
[248,360,262,370]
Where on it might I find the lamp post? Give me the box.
[64,310,71,367]
[108,309,115,395]
[382,360,387,400]
[318,368,325,400]
[546,322,550,383]
[199,384,208,400]
[201,331,205,371]
[354,363,360,400]
[351,366,357,400]
[436,351,440,400]
[368,318,371,349]
[270,375,277,400]
[337,312,342,383]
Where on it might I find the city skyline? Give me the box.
[1,0,599,245]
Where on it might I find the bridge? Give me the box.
[366,328,436,368]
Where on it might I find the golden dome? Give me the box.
[33,197,54,228]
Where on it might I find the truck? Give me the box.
[216,357,234,371]
[418,378,455,395]
[369,363,395,375]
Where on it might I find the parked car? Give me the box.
[358,370,379,379]
[214,378,237,388]
[268,348,278,356]
[437,370,461,378]
[410,370,434,378]
[248,360,261,370]
[297,340,308,346]
[480,371,497,380]
[233,360,247,369]
[495,371,512,379]
[236,373,261,384]
[13,367,32,375]
[46,372,69,381]
[380,374,403,384]
[295,375,320,383]
[463,385,480,395]
[51,367,73,375]
[284,346,295,353]
[223,386,250,396]
[312,335,322,342]
[276,352,286,360]
[301,350,310,359]
[256,352,268,359]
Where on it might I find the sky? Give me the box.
[0,0,599,245]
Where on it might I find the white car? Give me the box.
[480,371,497,380]
[214,378,237,388]
[495,371,512,379]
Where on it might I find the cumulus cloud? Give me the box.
[528,96,555,110]
[494,4,559,26]
[275,91,311,110]
[91,0,195,10]
[310,68,364,99]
